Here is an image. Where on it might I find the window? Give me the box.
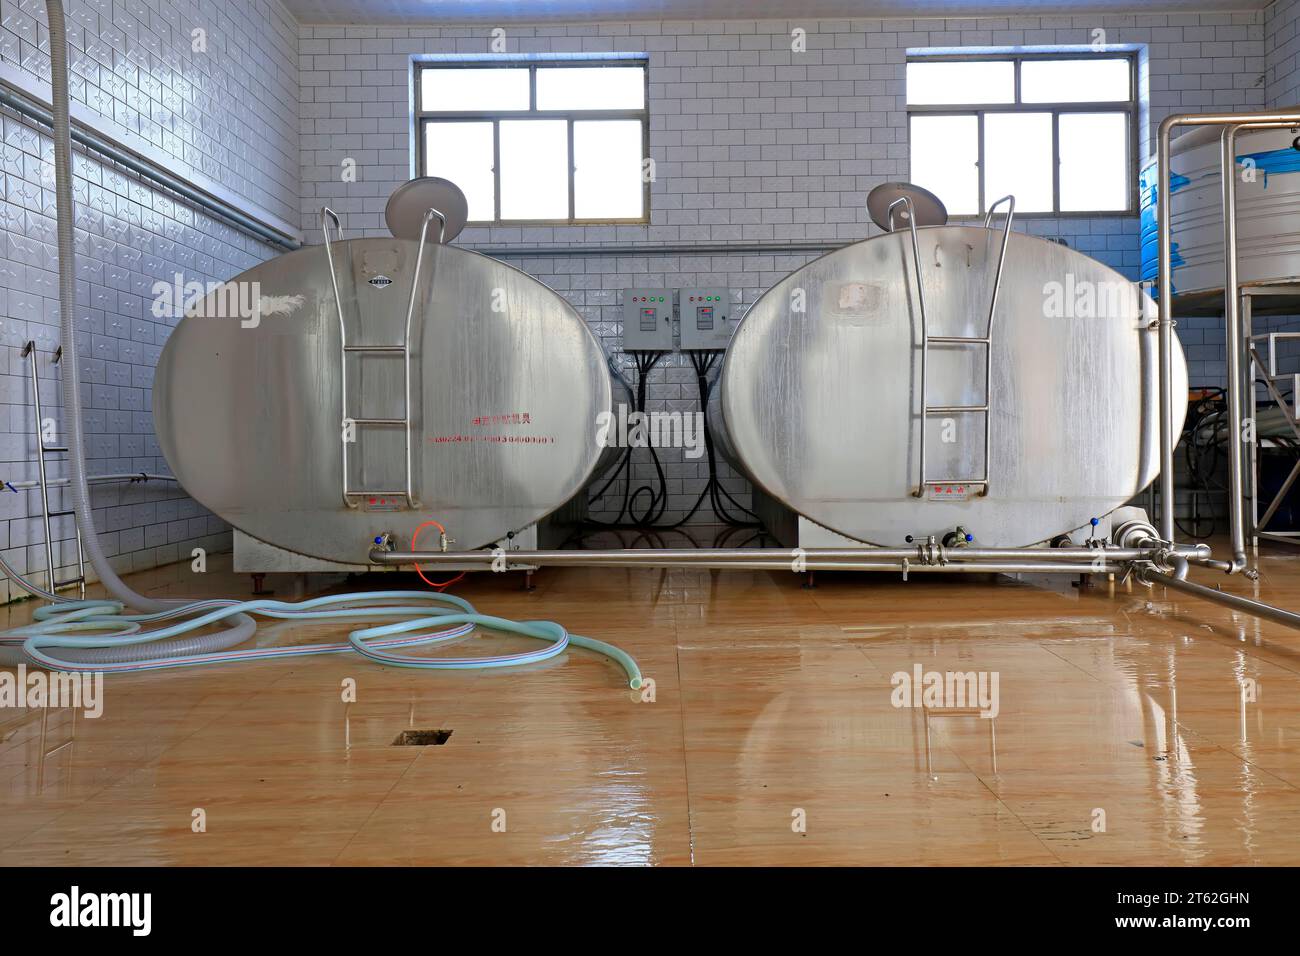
[905,54,1136,216]
[415,59,649,225]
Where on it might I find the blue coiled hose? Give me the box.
[8,0,643,692]
[1,591,642,687]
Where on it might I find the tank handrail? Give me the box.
[320,205,355,509]
[980,195,1015,496]
[983,194,1014,231]
[396,206,448,510]
[886,196,933,496]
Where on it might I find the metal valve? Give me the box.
[942,526,973,548]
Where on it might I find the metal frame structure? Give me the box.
[11,342,178,597]
[22,341,84,597]
[1156,109,1300,571]
[1243,285,1300,546]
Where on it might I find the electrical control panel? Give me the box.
[679,288,735,350]
[621,288,674,351]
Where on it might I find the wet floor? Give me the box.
[1,536,1299,865]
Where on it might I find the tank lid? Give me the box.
[866,181,948,231]
[385,177,469,243]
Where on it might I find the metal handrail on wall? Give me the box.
[0,78,300,253]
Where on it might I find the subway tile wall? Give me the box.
[0,3,1293,579]
[300,12,1271,524]
[0,0,298,601]
[1267,0,1299,106]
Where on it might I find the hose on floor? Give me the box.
[0,591,642,687]
[0,1,642,690]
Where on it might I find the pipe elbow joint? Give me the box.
[1154,551,1190,580]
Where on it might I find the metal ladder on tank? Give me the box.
[20,341,86,597]
[320,205,446,510]
[887,194,1015,498]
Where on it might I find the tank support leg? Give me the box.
[803,571,816,589]
[250,573,272,595]
[523,569,535,591]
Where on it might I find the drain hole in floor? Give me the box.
[392,729,453,746]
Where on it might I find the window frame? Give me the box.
[906,52,1140,218]
[414,58,651,226]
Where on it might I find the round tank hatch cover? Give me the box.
[866,181,948,232]
[385,177,469,244]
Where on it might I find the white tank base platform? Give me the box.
[750,487,1136,552]
[233,525,541,575]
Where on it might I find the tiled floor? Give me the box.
[2,536,1300,865]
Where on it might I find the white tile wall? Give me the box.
[3,0,299,220]
[299,12,1271,523]
[0,0,298,600]
[0,5,1291,570]
[1267,0,1299,106]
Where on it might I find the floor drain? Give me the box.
[392,729,453,746]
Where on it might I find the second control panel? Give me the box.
[679,288,734,350]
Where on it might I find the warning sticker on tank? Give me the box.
[362,496,405,511]
[428,435,555,445]
[927,484,973,501]
[470,413,531,426]
[428,412,555,446]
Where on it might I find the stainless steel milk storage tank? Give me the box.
[710,221,1189,549]
[153,226,622,567]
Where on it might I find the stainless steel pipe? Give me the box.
[2,473,177,491]
[371,545,1205,562]
[1140,564,1300,631]
[1218,119,1300,573]
[372,552,1114,574]
[369,545,1204,574]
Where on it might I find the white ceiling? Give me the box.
[282,0,1270,26]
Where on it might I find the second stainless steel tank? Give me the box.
[711,225,1188,548]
